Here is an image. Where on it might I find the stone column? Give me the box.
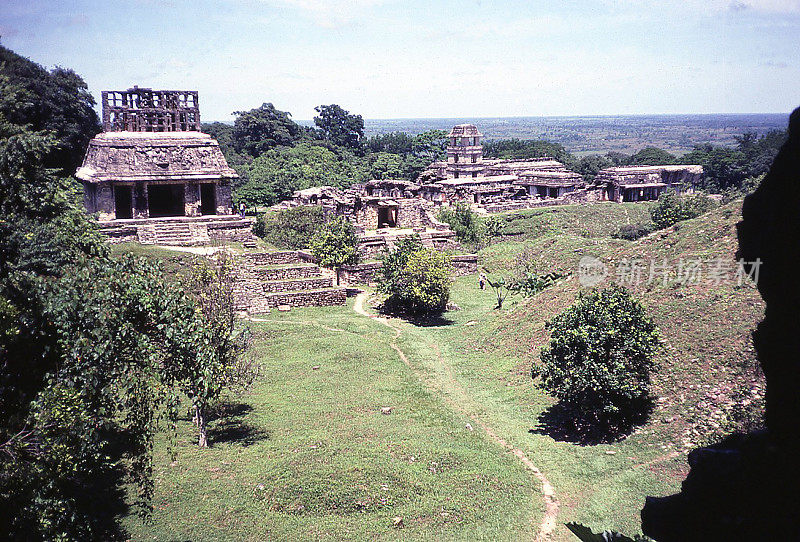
[185,183,200,217]
[134,183,149,218]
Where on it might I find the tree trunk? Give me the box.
[335,267,340,286]
[196,405,208,448]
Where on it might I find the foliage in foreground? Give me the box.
[534,285,660,433]
[0,53,250,538]
[254,205,324,249]
[650,191,716,230]
[379,235,453,315]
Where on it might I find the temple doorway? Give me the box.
[114,185,133,219]
[200,183,216,215]
[148,184,185,217]
[377,206,397,228]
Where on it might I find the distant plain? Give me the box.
[296,113,789,156]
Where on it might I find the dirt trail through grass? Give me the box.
[353,292,559,541]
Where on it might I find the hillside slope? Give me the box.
[479,199,765,450]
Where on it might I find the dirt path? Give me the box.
[353,293,559,541]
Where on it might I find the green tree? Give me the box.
[627,146,676,166]
[231,102,303,158]
[236,141,369,207]
[576,153,612,181]
[379,236,452,315]
[366,131,414,154]
[650,191,715,230]
[314,104,364,149]
[0,54,248,536]
[534,285,661,431]
[0,45,100,173]
[411,129,448,161]
[181,254,255,447]
[368,151,406,179]
[310,216,360,284]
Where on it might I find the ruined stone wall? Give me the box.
[339,262,383,285]
[216,181,233,214]
[240,250,314,266]
[185,183,200,216]
[339,254,478,286]
[254,265,321,281]
[451,254,479,276]
[94,182,116,221]
[265,288,346,308]
[206,219,256,242]
[262,277,334,293]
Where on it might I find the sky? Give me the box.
[1,0,798,121]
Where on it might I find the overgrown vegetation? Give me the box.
[253,205,324,249]
[534,285,661,438]
[650,191,716,230]
[379,235,453,315]
[437,202,482,247]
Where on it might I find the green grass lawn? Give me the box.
[123,299,539,541]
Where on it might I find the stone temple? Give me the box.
[77,87,253,245]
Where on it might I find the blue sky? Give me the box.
[1,0,798,121]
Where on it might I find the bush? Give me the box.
[438,202,482,246]
[615,223,653,241]
[379,236,452,315]
[650,191,716,230]
[534,285,660,432]
[254,206,323,249]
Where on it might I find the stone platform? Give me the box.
[232,250,346,313]
[97,215,256,246]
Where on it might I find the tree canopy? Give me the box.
[0,45,250,539]
[534,285,660,436]
[378,235,452,315]
[235,141,369,208]
[231,102,304,158]
[0,45,100,174]
[313,104,364,149]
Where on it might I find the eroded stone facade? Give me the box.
[77,87,250,245]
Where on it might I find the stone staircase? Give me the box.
[233,251,346,313]
[138,222,210,245]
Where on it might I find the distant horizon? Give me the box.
[197,112,791,125]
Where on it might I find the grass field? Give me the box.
[121,199,765,541]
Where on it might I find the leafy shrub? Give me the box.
[379,236,452,315]
[310,216,360,282]
[650,191,716,230]
[438,202,482,246]
[254,206,323,249]
[615,223,653,241]
[534,285,660,431]
[482,216,503,240]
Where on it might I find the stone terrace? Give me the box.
[232,250,346,313]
